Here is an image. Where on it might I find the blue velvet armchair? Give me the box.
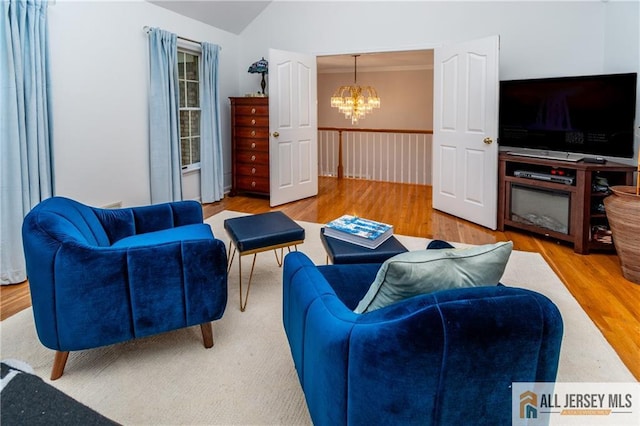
[22,197,228,380]
[282,251,563,425]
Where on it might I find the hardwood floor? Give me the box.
[2,177,639,379]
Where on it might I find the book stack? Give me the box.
[324,215,394,249]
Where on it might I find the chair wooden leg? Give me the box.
[51,351,69,380]
[201,322,214,348]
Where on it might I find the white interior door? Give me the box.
[268,48,318,207]
[432,36,500,230]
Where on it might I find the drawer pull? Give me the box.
[251,108,256,114]
[251,168,256,174]
[251,119,256,125]
[251,130,256,136]
[251,155,256,161]
[251,142,256,149]
[251,181,256,187]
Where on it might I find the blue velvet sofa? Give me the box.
[22,197,228,379]
[282,251,563,426]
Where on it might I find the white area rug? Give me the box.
[0,210,635,425]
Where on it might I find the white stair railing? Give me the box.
[318,128,433,185]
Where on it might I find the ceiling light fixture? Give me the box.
[330,55,380,124]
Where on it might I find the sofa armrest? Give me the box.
[283,253,346,383]
[32,236,227,352]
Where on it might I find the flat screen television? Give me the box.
[499,72,637,158]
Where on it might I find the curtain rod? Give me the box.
[143,26,220,50]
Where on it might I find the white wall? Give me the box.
[48,0,240,207]
[318,69,434,129]
[47,1,640,208]
[239,1,626,89]
[240,1,639,163]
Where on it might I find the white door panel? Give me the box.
[277,141,293,187]
[467,55,487,132]
[439,145,457,196]
[440,57,458,130]
[269,49,318,207]
[299,139,312,182]
[465,149,485,204]
[297,66,311,126]
[433,36,499,230]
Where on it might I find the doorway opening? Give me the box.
[316,50,435,185]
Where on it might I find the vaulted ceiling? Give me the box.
[146,1,433,72]
[147,1,272,35]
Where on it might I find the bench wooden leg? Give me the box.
[51,350,69,380]
[201,322,214,348]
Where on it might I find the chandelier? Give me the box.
[330,55,380,124]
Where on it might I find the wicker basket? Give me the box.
[604,186,640,284]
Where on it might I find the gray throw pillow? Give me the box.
[354,241,513,314]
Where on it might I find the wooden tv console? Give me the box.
[498,152,636,254]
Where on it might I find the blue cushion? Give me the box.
[111,224,214,248]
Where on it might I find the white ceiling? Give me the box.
[317,51,434,73]
[147,1,272,35]
[147,1,433,71]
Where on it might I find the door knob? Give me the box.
[272,131,280,138]
[483,137,493,145]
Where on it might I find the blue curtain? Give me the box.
[148,27,182,203]
[200,42,224,203]
[1,0,53,285]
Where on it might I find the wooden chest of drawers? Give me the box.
[229,97,269,196]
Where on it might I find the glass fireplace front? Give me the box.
[510,184,570,235]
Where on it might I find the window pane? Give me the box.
[180,111,189,138]
[179,81,185,108]
[192,137,200,164]
[186,82,199,108]
[190,110,200,136]
[185,54,198,80]
[178,52,185,79]
[181,138,190,167]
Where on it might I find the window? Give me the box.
[178,49,200,171]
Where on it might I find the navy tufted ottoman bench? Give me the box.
[224,211,305,311]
